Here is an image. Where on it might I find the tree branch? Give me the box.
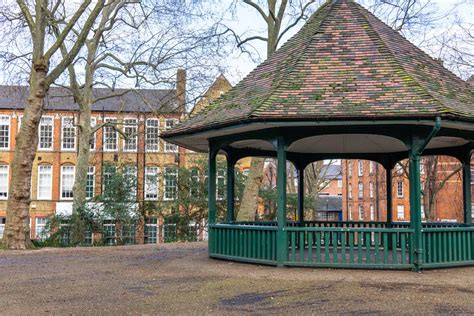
[43,0,93,61]
[45,0,105,86]
[243,0,269,23]
[16,0,34,33]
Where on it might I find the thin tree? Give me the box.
[231,0,436,221]
[53,2,229,242]
[395,156,463,221]
[229,0,319,221]
[0,0,113,249]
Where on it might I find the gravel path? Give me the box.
[0,242,473,315]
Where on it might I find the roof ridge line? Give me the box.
[247,0,337,118]
[352,1,449,115]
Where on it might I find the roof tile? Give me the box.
[165,0,474,137]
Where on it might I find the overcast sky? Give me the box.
[218,0,473,84]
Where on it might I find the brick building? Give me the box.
[342,157,466,223]
[0,70,187,243]
[191,74,232,117]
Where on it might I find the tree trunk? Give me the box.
[3,59,48,249]
[71,104,92,243]
[72,107,92,214]
[235,3,281,222]
[236,158,265,221]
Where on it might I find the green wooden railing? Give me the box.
[285,227,413,269]
[209,224,278,265]
[422,227,474,268]
[303,221,389,228]
[210,221,474,270]
[233,220,467,229]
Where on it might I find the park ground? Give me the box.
[0,242,473,315]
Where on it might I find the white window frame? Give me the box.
[90,117,97,151]
[217,169,226,201]
[369,182,374,198]
[0,165,9,199]
[337,179,342,188]
[164,119,178,153]
[190,168,200,197]
[369,161,374,174]
[60,165,75,200]
[370,204,374,221]
[348,205,353,220]
[163,167,178,201]
[103,118,118,152]
[35,217,49,240]
[61,116,76,151]
[348,162,352,177]
[397,180,404,198]
[102,165,117,193]
[358,205,364,221]
[38,116,54,150]
[397,205,405,220]
[37,165,53,200]
[123,118,138,152]
[124,165,137,199]
[86,166,95,199]
[0,115,10,150]
[348,184,352,199]
[358,182,363,199]
[358,160,363,176]
[395,163,404,175]
[145,118,160,152]
[144,166,159,201]
[0,217,5,239]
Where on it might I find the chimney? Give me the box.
[467,75,474,87]
[176,69,186,115]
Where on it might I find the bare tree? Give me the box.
[0,0,112,249]
[52,1,232,241]
[421,156,463,221]
[230,0,320,221]
[395,156,462,221]
[231,0,439,221]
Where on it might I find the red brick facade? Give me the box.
[342,157,467,223]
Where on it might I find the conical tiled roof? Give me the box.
[165,0,474,138]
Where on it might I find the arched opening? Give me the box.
[340,159,385,223]
[390,155,464,224]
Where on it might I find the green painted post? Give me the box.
[276,136,288,267]
[409,149,423,271]
[462,151,472,225]
[386,166,393,250]
[385,167,393,226]
[208,145,217,255]
[297,167,305,226]
[226,156,235,223]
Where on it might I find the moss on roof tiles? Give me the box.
[165,0,474,137]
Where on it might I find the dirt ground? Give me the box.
[0,242,473,315]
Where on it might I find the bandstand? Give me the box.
[163,0,474,271]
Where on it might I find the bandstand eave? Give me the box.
[163,117,474,156]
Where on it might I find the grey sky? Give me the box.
[219,0,473,84]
